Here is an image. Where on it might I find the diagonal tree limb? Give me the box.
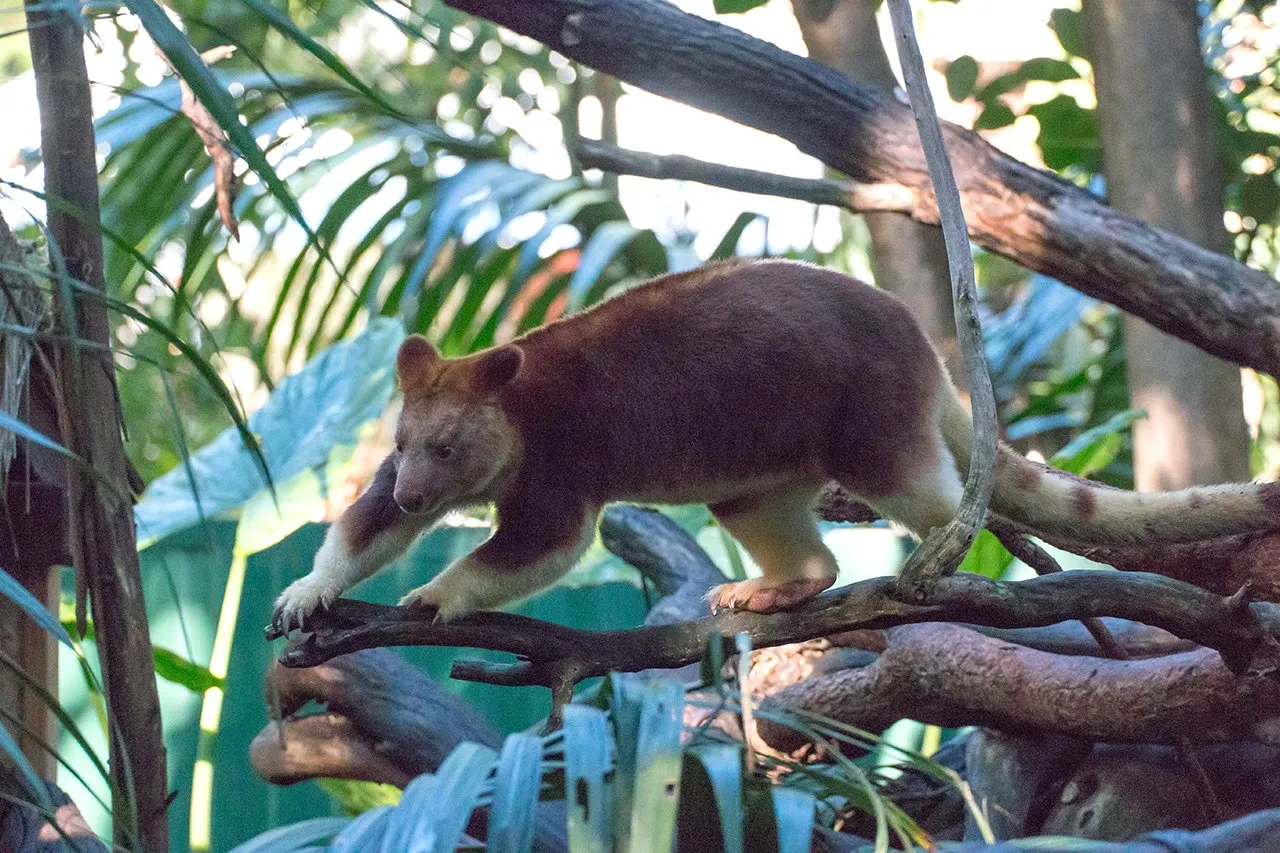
[443,0,1280,375]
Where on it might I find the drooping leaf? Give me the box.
[563,704,612,853]
[487,734,543,853]
[151,646,226,693]
[0,565,71,647]
[627,680,684,853]
[383,742,497,852]
[680,745,744,853]
[770,788,816,853]
[124,0,321,251]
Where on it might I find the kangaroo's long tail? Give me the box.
[935,384,1280,544]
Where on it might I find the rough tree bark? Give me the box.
[1081,0,1251,489]
[756,623,1280,750]
[24,3,169,849]
[791,0,963,384]
[443,0,1280,376]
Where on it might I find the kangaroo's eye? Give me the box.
[395,441,404,454]
[436,444,454,460]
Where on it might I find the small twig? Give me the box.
[884,0,999,598]
[1174,735,1229,824]
[989,521,1128,660]
[575,139,918,214]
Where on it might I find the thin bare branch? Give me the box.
[883,0,998,596]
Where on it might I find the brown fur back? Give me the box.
[494,259,942,511]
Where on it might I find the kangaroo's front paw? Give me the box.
[398,580,474,624]
[271,574,343,636]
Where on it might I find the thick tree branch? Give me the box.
[269,569,1280,689]
[252,649,569,853]
[444,0,1280,375]
[756,623,1280,751]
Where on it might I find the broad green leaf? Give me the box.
[151,646,225,693]
[713,0,770,12]
[384,742,497,852]
[680,745,744,853]
[974,100,1017,130]
[134,317,405,549]
[563,704,612,853]
[57,610,224,694]
[227,816,350,853]
[955,529,1014,580]
[1027,94,1101,172]
[1050,8,1085,57]
[945,55,979,102]
[770,788,816,853]
[627,681,684,853]
[487,733,543,853]
[0,565,71,647]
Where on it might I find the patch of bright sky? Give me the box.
[601,0,1071,261]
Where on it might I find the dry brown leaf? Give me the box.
[162,44,240,240]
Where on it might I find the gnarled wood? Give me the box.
[756,623,1280,751]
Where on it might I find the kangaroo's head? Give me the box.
[390,334,523,516]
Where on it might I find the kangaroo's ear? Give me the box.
[472,345,523,394]
[396,335,442,395]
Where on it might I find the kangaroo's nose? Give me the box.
[395,492,424,514]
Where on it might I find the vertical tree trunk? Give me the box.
[1082,0,1250,488]
[790,0,963,387]
[0,216,64,781]
[24,4,170,850]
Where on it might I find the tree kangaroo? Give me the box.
[272,259,1280,631]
